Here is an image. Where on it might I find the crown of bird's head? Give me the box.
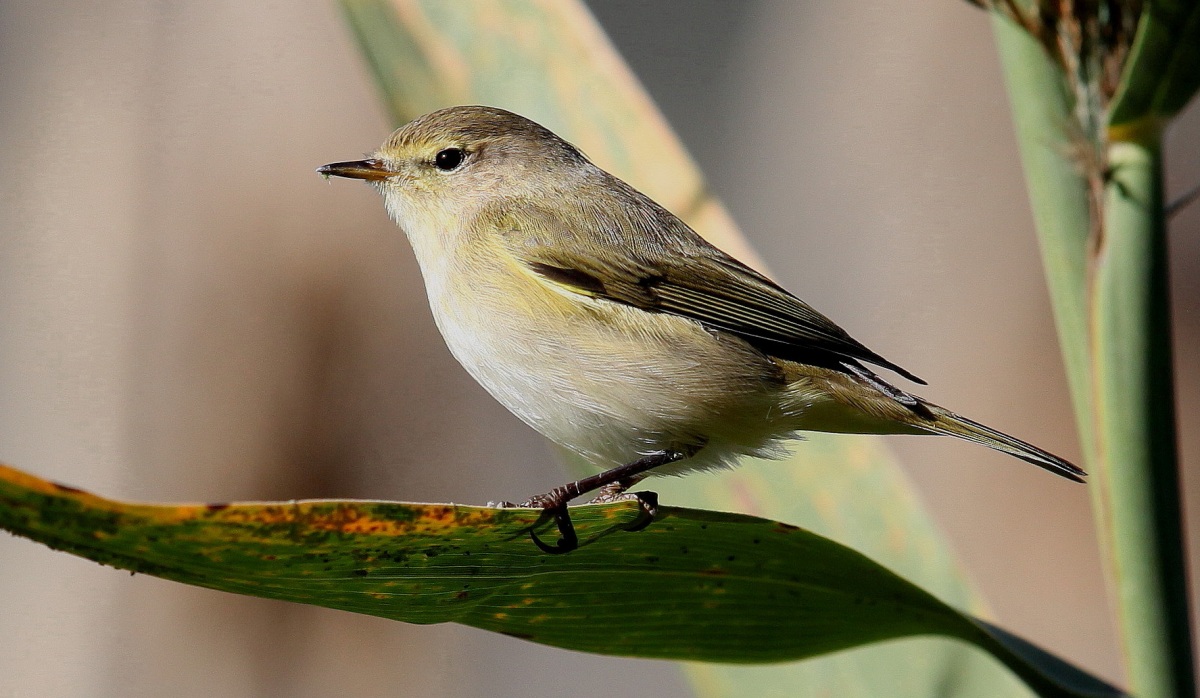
[318,106,589,204]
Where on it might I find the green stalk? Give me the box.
[991,15,1116,587]
[1094,129,1192,698]
[993,11,1195,694]
[991,16,1097,463]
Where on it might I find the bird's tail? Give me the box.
[813,361,1086,482]
[917,402,1086,483]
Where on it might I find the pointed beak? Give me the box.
[317,158,392,181]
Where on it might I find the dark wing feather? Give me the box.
[650,255,925,384]
[492,194,925,385]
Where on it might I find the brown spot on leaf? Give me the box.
[423,505,456,523]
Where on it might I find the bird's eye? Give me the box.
[434,148,465,171]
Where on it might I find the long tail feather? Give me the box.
[919,403,1086,482]
[822,361,1086,482]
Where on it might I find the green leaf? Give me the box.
[0,463,1122,697]
[1108,0,1200,128]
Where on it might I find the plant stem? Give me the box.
[991,16,1096,462]
[1093,128,1194,698]
[992,15,1195,695]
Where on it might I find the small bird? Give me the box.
[319,105,1085,552]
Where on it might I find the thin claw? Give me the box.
[529,505,578,554]
[622,491,658,533]
[587,487,659,533]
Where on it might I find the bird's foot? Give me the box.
[589,487,659,532]
[520,491,578,554]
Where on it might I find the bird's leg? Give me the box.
[522,447,695,554]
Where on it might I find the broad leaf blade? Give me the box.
[0,464,959,662]
[0,463,1122,698]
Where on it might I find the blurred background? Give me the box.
[0,1,1197,696]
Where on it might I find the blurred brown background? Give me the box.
[1,1,1197,696]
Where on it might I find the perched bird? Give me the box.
[319,105,1084,552]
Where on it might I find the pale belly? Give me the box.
[426,271,801,473]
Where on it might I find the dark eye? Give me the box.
[434,148,465,171]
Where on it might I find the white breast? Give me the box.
[437,268,809,473]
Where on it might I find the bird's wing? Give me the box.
[490,199,925,384]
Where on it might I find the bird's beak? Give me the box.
[317,158,392,181]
